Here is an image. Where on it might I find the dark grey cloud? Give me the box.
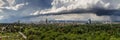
[22,8,120,19]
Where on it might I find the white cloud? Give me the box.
[31,11,40,15]
[29,0,120,21]
[0,0,119,22]
[36,0,120,15]
[4,3,25,10]
[0,0,28,10]
[0,0,5,12]
[0,0,5,7]
[6,0,15,5]
[117,4,120,9]
[0,16,3,20]
[54,13,110,21]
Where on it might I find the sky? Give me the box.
[0,0,120,23]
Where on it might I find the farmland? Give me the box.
[0,23,120,40]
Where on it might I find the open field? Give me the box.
[0,23,120,40]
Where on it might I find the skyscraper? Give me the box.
[88,19,92,24]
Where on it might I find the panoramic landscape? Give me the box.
[0,0,120,40]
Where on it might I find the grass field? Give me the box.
[0,23,120,40]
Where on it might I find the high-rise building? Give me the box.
[88,19,92,24]
[45,18,48,24]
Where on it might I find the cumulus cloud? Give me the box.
[34,0,120,15]
[117,4,120,9]
[54,13,110,21]
[0,16,3,20]
[0,0,5,12]
[29,0,119,21]
[0,0,120,23]
[0,0,28,10]
[0,0,53,22]
[0,3,27,10]
[0,0,5,6]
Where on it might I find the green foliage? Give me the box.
[0,24,120,40]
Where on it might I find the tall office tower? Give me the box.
[88,19,92,24]
[45,18,48,24]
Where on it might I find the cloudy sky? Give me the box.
[0,0,120,23]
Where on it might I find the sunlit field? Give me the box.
[0,23,120,40]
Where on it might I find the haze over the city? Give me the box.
[0,0,120,23]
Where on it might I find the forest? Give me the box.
[0,23,120,40]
